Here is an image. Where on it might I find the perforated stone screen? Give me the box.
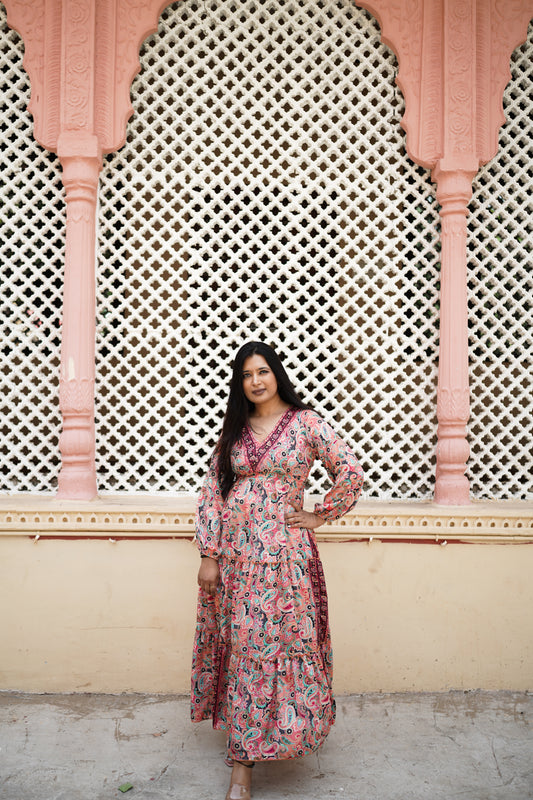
[0,9,64,491]
[1,3,531,500]
[96,0,442,497]
[467,26,533,499]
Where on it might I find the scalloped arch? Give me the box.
[357,0,533,170]
[107,0,181,152]
[3,0,532,163]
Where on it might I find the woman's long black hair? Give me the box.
[216,341,311,499]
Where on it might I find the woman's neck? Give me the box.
[251,399,291,419]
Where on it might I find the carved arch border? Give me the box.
[3,0,533,503]
[5,0,532,166]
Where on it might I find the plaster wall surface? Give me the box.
[1,536,531,694]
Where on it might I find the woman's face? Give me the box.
[242,354,279,407]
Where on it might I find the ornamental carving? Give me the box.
[3,0,60,150]
[112,0,168,151]
[437,388,470,422]
[441,215,467,239]
[419,1,443,162]
[59,378,94,414]
[485,0,533,163]
[5,0,532,163]
[359,0,428,165]
[0,500,531,545]
[64,1,92,130]
[447,0,475,157]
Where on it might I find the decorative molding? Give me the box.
[358,0,533,170]
[0,498,531,545]
[109,0,172,152]
[436,387,470,422]
[63,0,93,131]
[446,0,475,156]
[3,0,172,153]
[59,379,95,415]
[420,0,443,162]
[484,0,533,164]
[358,0,433,167]
[4,0,63,151]
[5,0,532,162]
[440,215,467,239]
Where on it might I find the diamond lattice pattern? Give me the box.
[467,23,533,499]
[96,0,442,497]
[1,3,531,499]
[0,10,64,491]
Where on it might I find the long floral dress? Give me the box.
[191,407,364,762]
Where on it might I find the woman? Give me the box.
[191,341,364,800]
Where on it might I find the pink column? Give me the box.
[57,136,101,498]
[54,0,100,498]
[4,0,169,498]
[430,0,477,505]
[432,167,476,504]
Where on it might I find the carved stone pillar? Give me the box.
[4,0,170,498]
[432,167,475,504]
[57,137,101,498]
[359,0,533,504]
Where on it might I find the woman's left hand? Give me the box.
[285,506,325,530]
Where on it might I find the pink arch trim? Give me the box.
[2,0,532,501]
[357,0,533,170]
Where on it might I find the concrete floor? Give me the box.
[0,691,531,800]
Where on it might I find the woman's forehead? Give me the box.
[243,354,269,371]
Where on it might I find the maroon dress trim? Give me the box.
[212,639,226,728]
[242,407,297,471]
[307,533,329,650]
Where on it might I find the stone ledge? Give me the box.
[0,495,532,543]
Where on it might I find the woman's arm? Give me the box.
[195,453,223,559]
[195,455,223,594]
[305,412,364,521]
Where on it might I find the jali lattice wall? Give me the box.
[0,11,64,490]
[1,2,531,498]
[96,0,442,497]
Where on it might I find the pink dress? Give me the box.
[191,407,364,762]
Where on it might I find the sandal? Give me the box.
[225,760,254,800]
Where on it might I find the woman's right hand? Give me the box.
[197,556,221,596]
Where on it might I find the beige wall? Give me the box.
[1,534,532,693]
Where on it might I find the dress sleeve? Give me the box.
[305,412,364,522]
[195,452,223,559]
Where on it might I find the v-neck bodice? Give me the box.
[242,407,296,471]
[195,408,364,563]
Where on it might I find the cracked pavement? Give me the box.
[0,691,531,800]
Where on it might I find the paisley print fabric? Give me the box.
[191,408,364,761]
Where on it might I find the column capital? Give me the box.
[432,165,476,213]
[3,0,171,154]
[357,0,533,171]
[57,132,102,160]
